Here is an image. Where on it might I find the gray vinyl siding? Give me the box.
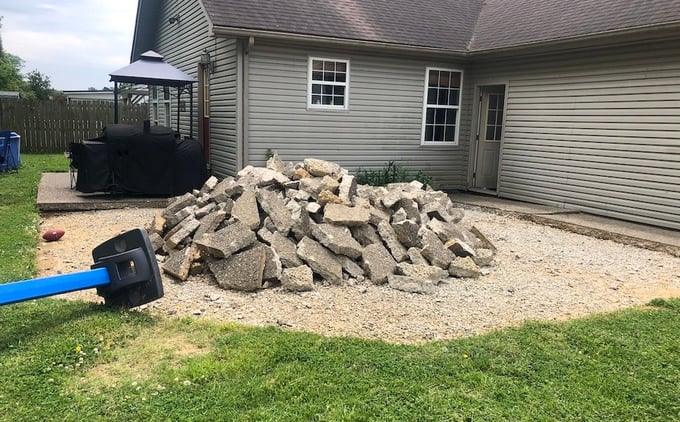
[154,0,208,136]
[207,38,239,178]
[246,40,472,190]
[470,41,680,229]
[153,0,239,178]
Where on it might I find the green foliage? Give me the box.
[0,154,67,283]
[24,70,54,100]
[265,148,275,160]
[355,160,435,189]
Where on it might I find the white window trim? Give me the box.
[307,57,350,110]
[420,67,463,146]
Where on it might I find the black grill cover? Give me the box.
[71,124,207,196]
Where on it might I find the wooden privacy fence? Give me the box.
[0,99,149,153]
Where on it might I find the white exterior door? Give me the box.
[473,85,505,191]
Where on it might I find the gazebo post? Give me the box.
[176,86,181,135]
[189,84,194,140]
[113,82,119,123]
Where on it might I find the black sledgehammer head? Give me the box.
[91,228,163,307]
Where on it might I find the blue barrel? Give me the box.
[0,131,21,171]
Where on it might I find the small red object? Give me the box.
[42,228,65,242]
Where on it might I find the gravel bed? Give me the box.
[37,207,680,344]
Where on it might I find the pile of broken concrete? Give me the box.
[148,156,496,294]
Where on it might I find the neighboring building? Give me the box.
[0,91,20,100]
[131,0,680,229]
[62,87,148,104]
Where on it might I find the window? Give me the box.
[308,58,349,109]
[485,93,504,141]
[421,68,462,144]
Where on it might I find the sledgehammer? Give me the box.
[0,229,163,308]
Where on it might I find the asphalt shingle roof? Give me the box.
[202,0,483,51]
[470,0,680,51]
[201,0,680,52]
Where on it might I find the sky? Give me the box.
[1,0,138,91]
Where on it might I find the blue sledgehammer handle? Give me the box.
[0,268,110,306]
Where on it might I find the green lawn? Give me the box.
[0,155,678,421]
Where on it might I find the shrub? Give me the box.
[355,161,435,189]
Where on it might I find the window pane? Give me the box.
[323,72,334,82]
[488,111,497,124]
[313,60,323,71]
[440,72,450,88]
[495,127,503,141]
[312,84,321,94]
[336,72,346,83]
[333,85,344,95]
[335,96,344,106]
[426,108,435,124]
[446,109,456,124]
[425,125,433,142]
[324,61,335,72]
[435,108,446,124]
[498,95,504,109]
[428,70,439,87]
[322,96,332,105]
[486,126,495,140]
[336,62,346,72]
[449,89,459,105]
[312,95,321,105]
[312,71,323,81]
[323,85,333,95]
[489,95,497,109]
[427,88,437,105]
[163,87,170,100]
[438,88,449,105]
[445,125,456,142]
[450,72,461,88]
[434,125,444,142]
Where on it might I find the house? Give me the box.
[131,0,680,230]
[62,87,148,104]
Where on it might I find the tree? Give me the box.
[0,52,25,91]
[25,70,54,100]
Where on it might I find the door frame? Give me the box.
[468,81,509,195]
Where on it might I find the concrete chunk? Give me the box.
[209,247,265,291]
[303,158,342,177]
[388,274,436,294]
[338,174,357,201]
[444,238,477,258]
[199,175,219,195]
[350,224,382,246]
[448,256,481,278]
[396,262,448,282]
[298,177,325,199]
[252,243,282,281]
[257,188,293,235]
[340,256,365,278]
[323,204,370,227]
[270,231,303,268]
[317,190,349,207]
[163,205,196,232]
[164,192,197,216]
[391,219,422,249]
[377,220,408,262]
[311,223,363,259]
[407,247,429,266]
[361,242,397,285]
[419,228,455,269]
[194,221,256,259]
[231,188,260,230]
[166,217,201,250]
[281,265,315,292]
[194,210,227,241]
[296,237,343,285]
[290,206,312,241]
[162,244,200,281]
[148,232,164,253]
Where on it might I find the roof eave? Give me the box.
[212,26,469,58]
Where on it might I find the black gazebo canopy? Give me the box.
[109,50,196,138]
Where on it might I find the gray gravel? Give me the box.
[38,207,680,344]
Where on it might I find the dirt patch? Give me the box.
[38,208,680,344]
